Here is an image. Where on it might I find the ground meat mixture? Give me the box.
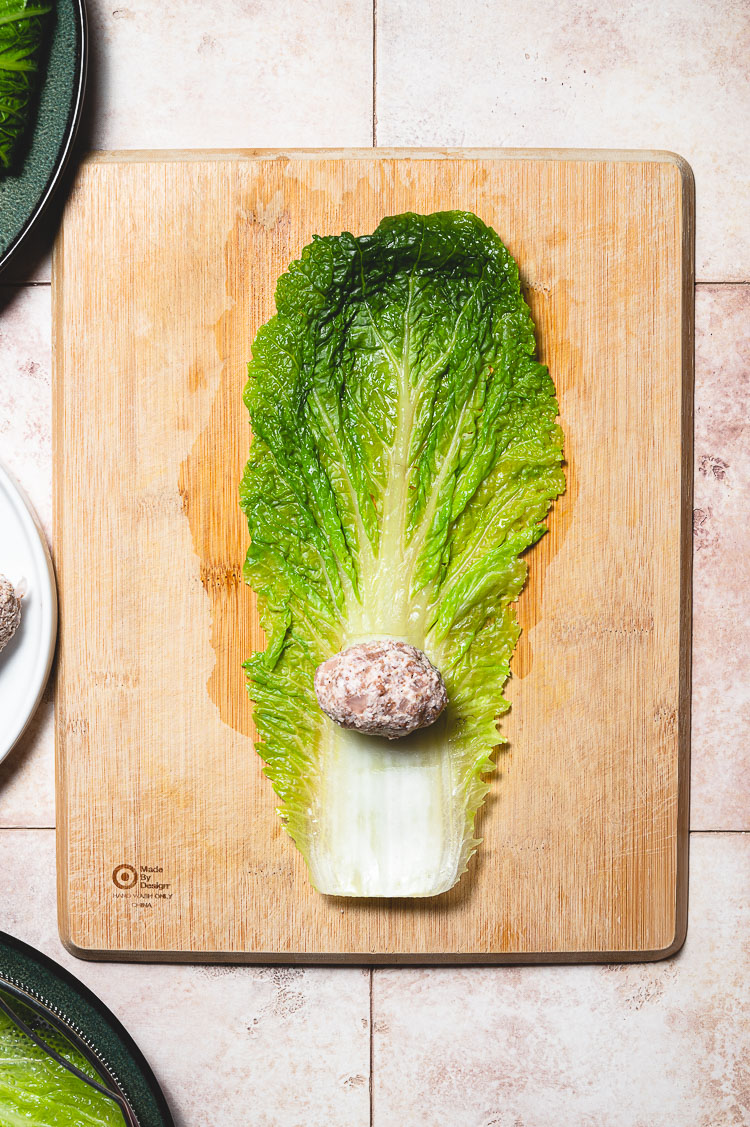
[0,574,21,655]
[314,639,448,740]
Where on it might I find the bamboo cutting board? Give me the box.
[53,149,693,962]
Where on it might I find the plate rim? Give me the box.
[0,929,175,1127]
[0,460,58,765]
[0,0,88,275]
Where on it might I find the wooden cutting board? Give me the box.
[53,149,693,963]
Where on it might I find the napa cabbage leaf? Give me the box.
[240,210,565,897]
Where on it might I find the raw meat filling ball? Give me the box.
[314,639,447,740]
[0,575,21,655]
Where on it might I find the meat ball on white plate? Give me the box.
[0,574,22,654]
[314,638,448,740]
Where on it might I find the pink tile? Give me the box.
[0,285,51,540]
[0,829,371,1127]
[372,833,750,1127]
[0,690,54,827]
[84,0,373,152]
[692,286,750,829]
[376,0,750,281]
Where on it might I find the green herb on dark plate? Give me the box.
[0,0,54,171]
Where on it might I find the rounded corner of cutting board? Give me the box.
[57,912,97,962]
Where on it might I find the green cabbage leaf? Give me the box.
[240,210,565,897]
[0,994,125,1125]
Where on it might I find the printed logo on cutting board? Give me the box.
[111,862,174,909]
[111,863,139,889]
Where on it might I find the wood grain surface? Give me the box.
[53,150,693,962]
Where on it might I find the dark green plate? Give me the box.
[0,931,174,1126]
[0,0,87,272]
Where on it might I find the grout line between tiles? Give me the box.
[1,827,747,834]
[0,826,55,831]
[372,0,377,147]
[691,829,749,835]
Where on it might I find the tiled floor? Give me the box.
[372,836,750,1127]
[1,4,749,1125]
[376,0,750,281]
[0,831,371,1127]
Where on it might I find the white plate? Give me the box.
[0,463,57,765]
